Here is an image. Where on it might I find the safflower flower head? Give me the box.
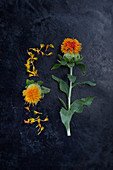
[61,38,82,54]
[23,84,42,106]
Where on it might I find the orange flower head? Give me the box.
[61,38,82,54]
[23,84,42,105]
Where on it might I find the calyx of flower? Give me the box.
[63,51,83,63]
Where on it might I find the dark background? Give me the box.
[0,0,113,169]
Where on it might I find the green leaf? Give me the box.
[58,54,63,60]
[26,79,35,87]
[41,93,44,98]
[79,97,95,106]
[72,81,96,88]
[51,64,61,70]
[70,100,83,113]
[76,62,86,74]
[52,75,69,96]
[41,86,50,94]
[37,81,43,86]
[70,97,95,113]
[60,107,73,136]
[26,79,34,85]
[67,63,75,68]
[67,74,77,83]
[57,60,67,66]
[59,97,67,109]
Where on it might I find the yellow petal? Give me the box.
[33,66,35,71]
[27,51,34,58]
[34,111,38,114]
[49,44,54,48]
[30,118,35,124]
[40,44,45,49]
[22,90,27,96]
[29,48,37,52]
[41,51,45,56]
[38,131,41,135]
[44,117,48,121]
[27,70,32,73]
[25,107,30,112]
[47,52,53,56]
[34,111,42,115]
[36,49,40,54]
[33,57,38,60]
[24,119,30,124]
[29,74,33,77]
[45,44,49,51]
[41,127,44,131]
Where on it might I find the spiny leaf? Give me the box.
[70,97,95,113]
[26,79,34,85]
[76,62,86,74]
[58,54,63,60]
[59,97,67,109]
[67,74,77,83]
[72,81,96,88]
[52,75,69,96]
[41,86,50,94]
[79,97,95,106]
[57,60,67,66]
[51,64,61,70]
[70,100,83,113]
[37,81,43,86]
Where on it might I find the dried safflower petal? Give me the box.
[24,119,30,124]
[41,51,45,56]
[34,111,42,115]
[25,107,30,112]
[47,52,53,56]
[40,44,45,49]
[49,44,54,48]
[45,44,49,51]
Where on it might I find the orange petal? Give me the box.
[25,107,30,112]
[24,120,29,124]
[47,52,53,56]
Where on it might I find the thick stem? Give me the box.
[68,67,73,110]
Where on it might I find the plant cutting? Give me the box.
[51,38,96,136]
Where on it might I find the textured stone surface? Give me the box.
[0,0,113,169]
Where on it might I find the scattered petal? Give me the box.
[29,74,34,77]
[41,51,45,56]
[40,44,45,49]
[45,44,49,51]
[33,57,38,60]
[34,111,42,114]
[24,119,30,124]
[25,107,30,112]
[47,52,53,56]
[49,44,54,48]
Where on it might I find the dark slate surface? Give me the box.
[0,0,113,169]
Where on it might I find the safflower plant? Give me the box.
[23,44,54,135]
[52,38,96,136]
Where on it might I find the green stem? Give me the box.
[67,127,71,136]
[68,67,73,110]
